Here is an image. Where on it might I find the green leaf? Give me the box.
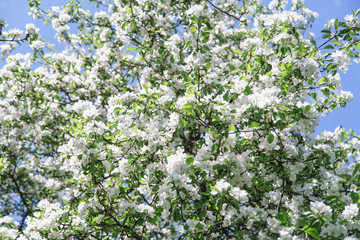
[323,45,334,49]
[297,217,307,227]
[133,103,138,112]
[275,212,290,226]
[267,133,275,144]
[205,62,212,70]
[202,45,210,51]
[194,200,203,209]
[279,112,286,120]
[183,103,193,109]
[231,69,241,73]
[305,228,321,240]
[179,120,187,128]
[173,208,181,221]
[143,83,149,92]
[103,135,112,140]
[125,6,131,14]
[350,192,360,203]
[216,84,225,92]
[229,125,236,132]
[211,185,219,192]
[322,33,331,39]
[331,40,339,46]
[289,86,296,93]
[121,22,128,30]
[339,22,346,27]
[321,29,331,34]
[250,121,261,127]
[195,223,204,230]
[244,86,252,95]
[335,18,339,30]
[186,156,194,165]
[281,83,289,94]
[353,164,360,176]
[349,51,354,58]
[304,105,311,112]
[213,164,222,170]
[76,122,82,129]
[321,89,330,97]
[232,49,242,54]
[185,41,192,49]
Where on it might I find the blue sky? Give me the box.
[1,0,360,135]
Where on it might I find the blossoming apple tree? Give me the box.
[1,0,360,239]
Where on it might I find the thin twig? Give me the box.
[0,33,30,45]
[207,0,245,22]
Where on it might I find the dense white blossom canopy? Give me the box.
[0,0,360,239]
